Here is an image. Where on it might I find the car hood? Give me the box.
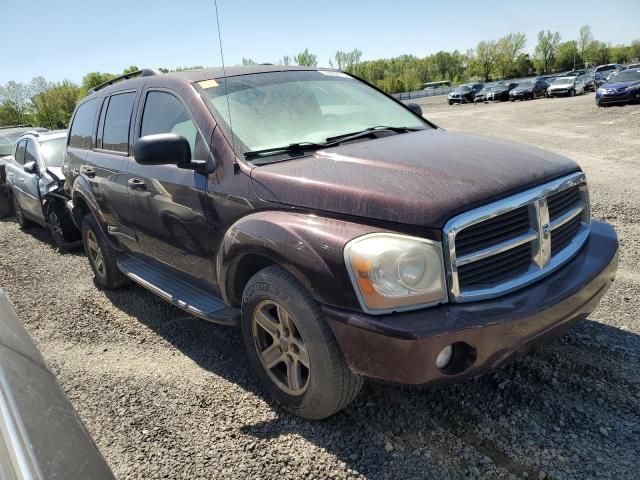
[250,129,579,229]
[603,79,640,90]
[548,83,572,89]
[512,87,533,93]
[45,166,64,181]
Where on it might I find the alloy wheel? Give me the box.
[252,300,311,396]
[86,230,105,277]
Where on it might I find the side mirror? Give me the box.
[23,161,37,174]
[134,133,191,166]
[407,103,423,116]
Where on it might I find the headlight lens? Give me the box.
[626,84,640,92]
[344,233,447,313]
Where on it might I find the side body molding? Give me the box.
[216,211,385,310]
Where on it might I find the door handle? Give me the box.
[128,178,147,191]
[83,167,96,178]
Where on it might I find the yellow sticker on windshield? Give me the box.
[197,79,219,89]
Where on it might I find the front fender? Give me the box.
[217,211,386,310]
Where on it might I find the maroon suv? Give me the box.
[62,66,618,419]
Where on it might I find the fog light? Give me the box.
[436,345,453,369]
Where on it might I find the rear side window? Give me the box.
[102,92,136,153]
[69,98,99,149]
[140,91,207,160]
[14,140,26,165]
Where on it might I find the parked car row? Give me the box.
[447,62,640,107]
[0,66,619,421]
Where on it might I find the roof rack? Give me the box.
[0,124,33,130]
[89,68,161,94]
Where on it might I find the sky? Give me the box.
[1,0,639,84]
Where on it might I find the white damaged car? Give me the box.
[546,76,586,97]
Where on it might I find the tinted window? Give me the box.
[14,140,26,165]
[141,91,207,160]
[102,92,136,153]
[69,98,99,149]
[24,139,38,166]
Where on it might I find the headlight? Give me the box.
[344,233,447,313]
[597,88,606,94]
[626,84,640,92]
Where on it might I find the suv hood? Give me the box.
[250,129,579,229]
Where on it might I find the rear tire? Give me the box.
[12,193,34,229]
[241,265,363,420]
[81,214,129,289]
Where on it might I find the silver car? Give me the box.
[5,130,81,248]
[546,76,586,97]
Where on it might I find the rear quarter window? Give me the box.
[69,98,99,149]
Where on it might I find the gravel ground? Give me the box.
[0,92,638,479]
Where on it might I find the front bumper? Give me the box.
[325,220,618,385]
[596,91,640,105]
[547,89,570,96]
[510,91,533,99]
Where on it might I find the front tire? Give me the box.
[46,201,81,249]
[569,89,575,97]
[241,266,363,420]
[81,214,129,289]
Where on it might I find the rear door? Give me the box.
[128,89,212,281]
[87,90,140,251]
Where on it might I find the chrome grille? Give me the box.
[444,172,590,302]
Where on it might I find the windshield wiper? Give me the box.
[244,142,329,160]
[325,125,422,143]
[245,126,423,163]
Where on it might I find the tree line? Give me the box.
[1,27,638,129]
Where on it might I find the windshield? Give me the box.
[454,85,472,93]
[596,65,615,73]
[39,137,66,167]
[200,70,427,156]
[516,81,533,88]
[608,69,640,83]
